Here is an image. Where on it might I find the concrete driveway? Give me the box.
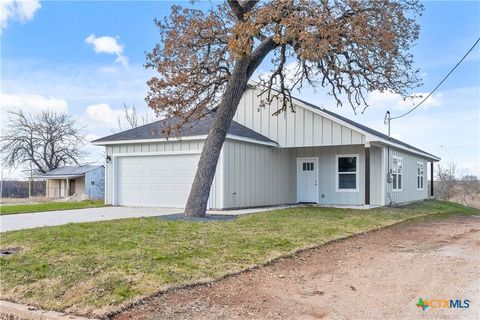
[0,207,184,232]
[0,205,297,232]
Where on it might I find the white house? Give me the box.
[92,84,439,209]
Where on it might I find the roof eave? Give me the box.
[372,140,441,161]
[91,134,277,147]
[34,174,85,179]
[91,135,207,146]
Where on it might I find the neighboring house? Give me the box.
[37,165,105,200]
[93,83,440,209]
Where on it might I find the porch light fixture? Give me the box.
[106,155,111,163]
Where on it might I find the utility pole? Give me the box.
[28,162,32,198]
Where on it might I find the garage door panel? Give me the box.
[116,154,199,208]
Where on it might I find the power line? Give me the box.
[390,37,480,120]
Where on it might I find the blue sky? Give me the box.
[1,0,479,178]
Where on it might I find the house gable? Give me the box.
[234,86,366,148]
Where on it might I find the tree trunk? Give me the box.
[184,57,251,217]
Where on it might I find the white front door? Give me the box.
[297,158,318,203]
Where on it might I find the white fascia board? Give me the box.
[113,150,202,157]
[92,134,277,148]
[35,175,84,179]
[91,135,207,146]
[372,139,440,161]
[226,134,278,147]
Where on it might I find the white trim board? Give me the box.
[112,150,202,157]
[92,134,277,147]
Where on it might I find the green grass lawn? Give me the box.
[0,200,476,317]
[0,200,104,215]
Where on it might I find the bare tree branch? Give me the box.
[113,103,156,133]
[1,110,87,174]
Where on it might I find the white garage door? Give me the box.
[116,154,199,207]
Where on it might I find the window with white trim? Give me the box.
[417,162,424,190]
[392,156,403,191]
[336,155,358,191]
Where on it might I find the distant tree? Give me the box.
[459,175,480,207]
[147,0,423,216]
[435,162,457,200]
[1,110,86,174]
[114,103,156,132]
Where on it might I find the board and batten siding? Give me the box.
[104,139,223,209]
[221,140,296,208]
[384,147,428,204]
[292,145,366,205]
[222,142,379,207]
[234,87,366,148]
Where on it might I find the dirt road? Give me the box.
[114,216,480,320]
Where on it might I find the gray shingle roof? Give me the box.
[39,165,103,177]
[92,111,276,144]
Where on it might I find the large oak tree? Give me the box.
[146,0,422,216]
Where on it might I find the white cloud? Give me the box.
[85,34,129,66]
[114,55,129,67]
[0,92,68,114]
[85,133,100,142]
[85,34,123,55]
[0,0,41,30]
[84,103,124,128]
[367,90,443,111]
[82,103,156,132]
